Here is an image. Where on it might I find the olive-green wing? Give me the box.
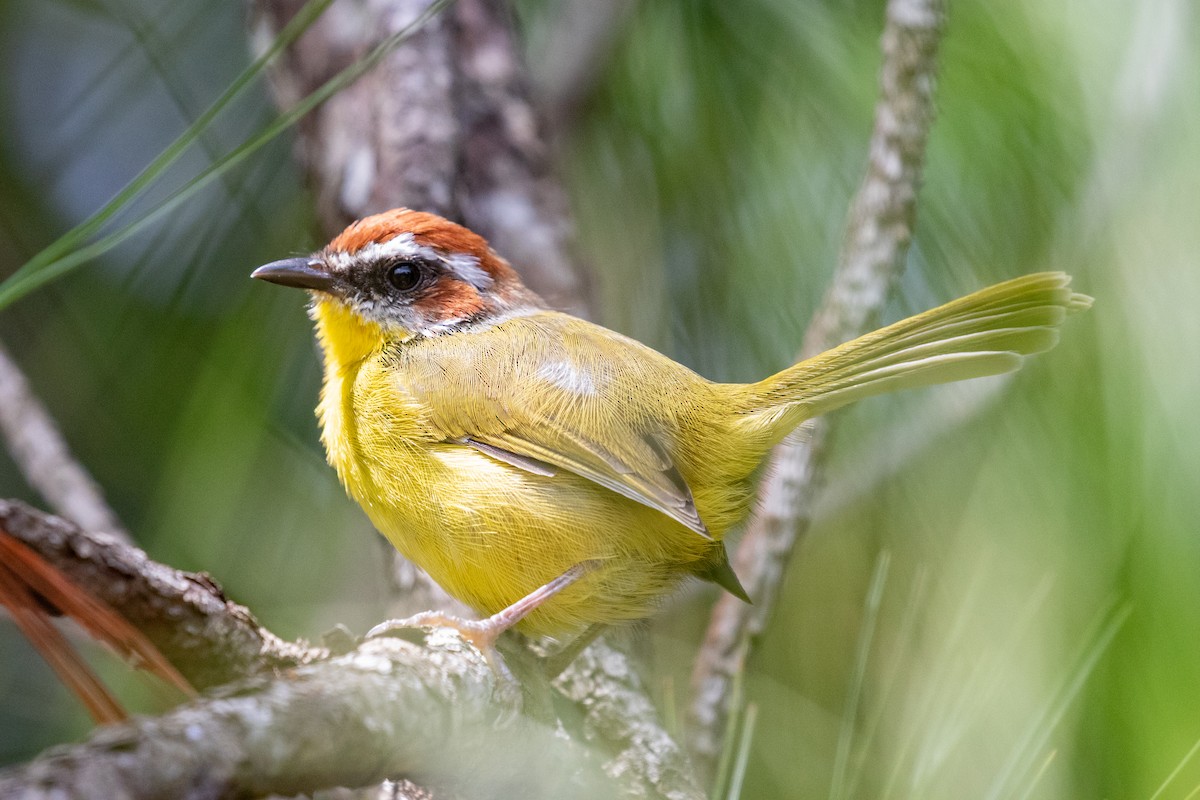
[398,314,711,537]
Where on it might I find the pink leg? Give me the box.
[366,562,595,669]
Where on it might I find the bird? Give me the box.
[252,208,1091,662]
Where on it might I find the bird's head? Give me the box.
[252,209,544,341]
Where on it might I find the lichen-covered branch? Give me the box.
[0,636,613,800]
[0,499,326,690]
[1,499,703,798]
[688,0,947,774]
[556,641,704,800]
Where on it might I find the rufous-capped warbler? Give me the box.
[252,208,1090,658]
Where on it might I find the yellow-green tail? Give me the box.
[736,272,1091,436]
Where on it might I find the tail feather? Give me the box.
[735,272,1090,433]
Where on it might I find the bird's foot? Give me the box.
[368,611,510,671]
[367,561,599,676]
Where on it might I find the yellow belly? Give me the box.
[353,443,710,637]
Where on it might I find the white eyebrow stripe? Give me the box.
[359,234,423,262]
[329,234,492,290]
[327,234,429,271]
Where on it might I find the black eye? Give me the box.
[386,260,422,292]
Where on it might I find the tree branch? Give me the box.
[688,0,947,774]
[0,636,613,799]
[0,501,704,798]
[0,499,326,691]
[556,641,704,799]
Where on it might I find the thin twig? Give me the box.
[688,0,947,774]
[0,343,129,540]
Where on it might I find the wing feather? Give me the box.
[398,314,711,537]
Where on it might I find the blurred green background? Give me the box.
[1,0,1197,797]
